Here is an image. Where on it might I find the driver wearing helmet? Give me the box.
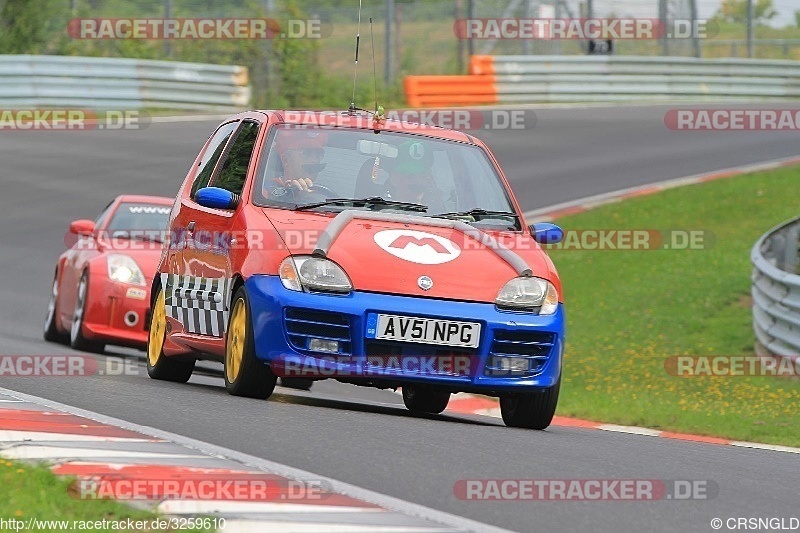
[385,140,443,210]
[264,129,327,199]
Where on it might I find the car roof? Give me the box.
[251,110,476,144]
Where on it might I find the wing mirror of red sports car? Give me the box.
[69,219,95,236]
[195,187,240,210]
[530,223,563,244]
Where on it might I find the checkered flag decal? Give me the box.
[161,274,230,337]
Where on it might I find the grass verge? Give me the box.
[548,164,800,446]
[0,459,213,532]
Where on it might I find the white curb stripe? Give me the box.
[158,501,384,515]
[221,521,452,533]
[0,445,211,461]
[597,425,662,437]
[730,441,800,454]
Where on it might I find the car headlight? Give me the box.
[107,254,145,286]
[279,256,352,294]
[496,277,558,315]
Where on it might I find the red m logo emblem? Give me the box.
[388,236,450,254]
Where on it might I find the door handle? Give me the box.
[187,221,196,233]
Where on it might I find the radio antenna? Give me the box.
[349,0,363,114]
[369,17,378,114]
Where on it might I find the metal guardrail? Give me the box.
[405,55,800,106]
[0,55,250,111]
[751,216,800,359]
[484,55,800,103]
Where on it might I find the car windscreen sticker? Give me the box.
[373,229,461,265]
[128,205,171,214]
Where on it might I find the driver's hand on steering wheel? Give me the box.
[283,178,314,192]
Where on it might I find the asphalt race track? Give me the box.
[1,104,799,532]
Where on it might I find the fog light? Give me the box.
[309,338,339,353]
[496,357,529,373]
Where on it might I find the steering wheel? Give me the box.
[309,184,338,198]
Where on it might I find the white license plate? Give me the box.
[370,314,481,348]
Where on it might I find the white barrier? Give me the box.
[0,55,250,110]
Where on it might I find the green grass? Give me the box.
[0,460,214,532]
[548,165,800,446]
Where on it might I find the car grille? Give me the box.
[364,341,476,377]
[284,308,352,355]
[485,331,556,376]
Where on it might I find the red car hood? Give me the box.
[263,210,560,304]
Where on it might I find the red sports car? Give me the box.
[44,195,173,352]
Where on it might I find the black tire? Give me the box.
[280,377,314,391]
[69,272,105,353]
[224,286,277,399]
[500,377,561,430]
[402,386,451,414]
[43,271,68,343]
[146,285,195,383]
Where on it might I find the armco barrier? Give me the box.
[752,216,800,359]
[405,55,800,107]
[0,55,250,110]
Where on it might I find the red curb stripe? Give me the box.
[623,186,662,198]
[659,432,732,445]
[0,419,149,438]
[551,416,603,429]
[0,410,146,438]
[0,410,72,420]
[697,170,740,182]
[544,206,588,219]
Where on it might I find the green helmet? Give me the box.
[395,140,433,175]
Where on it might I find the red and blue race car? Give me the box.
[44,195,173,352]
[147,110,565,429]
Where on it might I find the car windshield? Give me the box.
[253,126,519,229]
[105,202,171,239]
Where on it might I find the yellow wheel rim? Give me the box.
[226,298,246,383]
[148,288,166,367]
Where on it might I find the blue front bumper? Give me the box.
[246,276,564,393]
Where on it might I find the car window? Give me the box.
[189,121,239,199]
[253,126,516,226]
[93,200,115,229]
[106,203,171,232]
[211,121,259,196]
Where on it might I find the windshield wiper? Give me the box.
[435,208,520,221]
[295,197,428,212]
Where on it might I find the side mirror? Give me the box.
[530,223,563,244]
[195,187,239,210]
[69,219,95,236]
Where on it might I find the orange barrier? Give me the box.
[403,73,498,107]
[469,55,496,75]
